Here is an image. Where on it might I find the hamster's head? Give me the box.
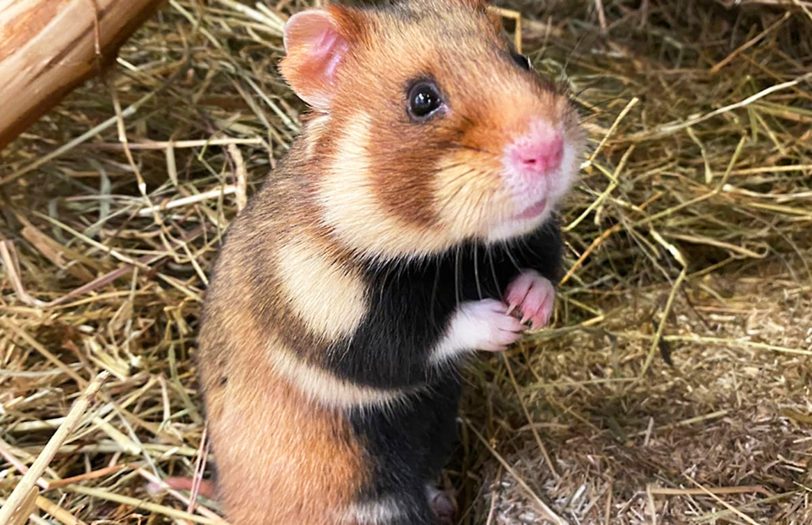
[281,0,584,261]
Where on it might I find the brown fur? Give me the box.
[200,348,366,524]
[200,1,582,522]
[200,227,370,522]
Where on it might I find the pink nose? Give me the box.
[506,129,564,179]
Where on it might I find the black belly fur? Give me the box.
[325,219,562,388]
[335,220,563,522]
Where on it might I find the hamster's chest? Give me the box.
[360,245,508,318]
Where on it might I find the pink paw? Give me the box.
[456,299,524,352]
[505,270,556,329]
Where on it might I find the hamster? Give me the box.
[197,0,583,523]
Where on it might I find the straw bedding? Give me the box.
[0,0,810,523]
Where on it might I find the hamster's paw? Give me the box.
[505,270,555,329]
[426,485,457,525]
[432,299,523,362]
[454,299,524,352]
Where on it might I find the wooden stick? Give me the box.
[0,0,165,150]
[0,372,108,524]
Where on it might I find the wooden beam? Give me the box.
[0,0,165,150]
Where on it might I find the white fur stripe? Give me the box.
[269,347,413,410]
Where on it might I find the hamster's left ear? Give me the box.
[280,7,363,111]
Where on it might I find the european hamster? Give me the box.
[197,0,583,523]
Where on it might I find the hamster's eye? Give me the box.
[511,51,532,71]
[407,81,443,121]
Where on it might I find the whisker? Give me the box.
[444,141,501,158]
[503,242,523,273]
[454,245,462,309]
[429,258,442,327]
[561,32,589,81]
[473,242,483,300]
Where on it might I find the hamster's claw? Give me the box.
[505,270,555,329]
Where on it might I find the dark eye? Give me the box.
[511,51,532,71]
[407,81,443,120]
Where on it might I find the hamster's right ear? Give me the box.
[280,7,361,111]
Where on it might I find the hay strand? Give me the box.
[1,0,810,523]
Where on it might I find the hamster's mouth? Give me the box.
[486,196,552,242]
[514,198,547,221]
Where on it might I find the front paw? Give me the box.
[450,299,524,352]
[505,270,556,329]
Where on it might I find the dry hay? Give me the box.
[1,0,811,524]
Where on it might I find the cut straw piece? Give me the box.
[0,436,62,485]
[136,185,238,217]
[1,320,88,386]
[91,416,141,455]
[501,355,559,479]
[213,0,284,33]
[0,240,47,307]
[45,463,133,490]
[0,372,108,524]
[629,71,812,140]
[90,137,264,150]
[487,6,523,53]
[709,12,791,75]
[0,437,50,491]
[649,485,774,497]
[34,495,88,525]
[0,92,157,187]
[63,485,227,525]
[683,476,761,525]
[0,488,38,525]
[629,410,730,437]
[586,97,639,165]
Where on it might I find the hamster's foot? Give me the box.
[505,269,555,329]
[149,477,216,499]
[427,485,457,525]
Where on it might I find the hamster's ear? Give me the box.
[280,8,360,111]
